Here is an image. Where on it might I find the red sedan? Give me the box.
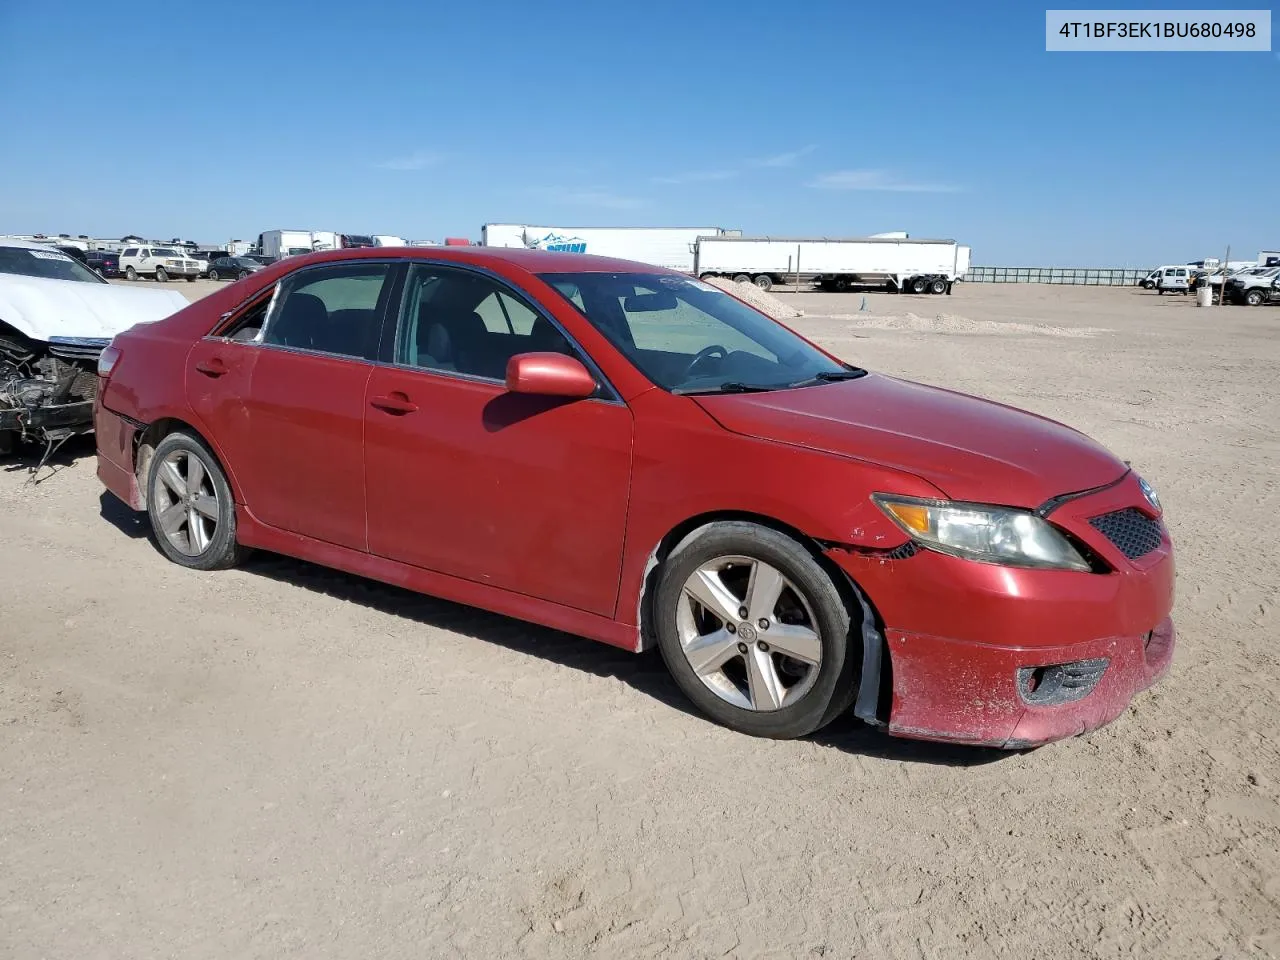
[94,248,1175,745]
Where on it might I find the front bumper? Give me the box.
[831,471,1176,748]
[0,399,95,433]
[879,616,1173,748]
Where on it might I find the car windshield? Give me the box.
[540,272,856,394]
[0,245,107,284]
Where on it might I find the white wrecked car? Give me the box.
[0,237,189,457]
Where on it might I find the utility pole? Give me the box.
[1221,244,1230,307]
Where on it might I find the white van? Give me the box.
[1155,265,1193,295]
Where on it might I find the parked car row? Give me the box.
[1140,263,1280,305]
[1223,266,1280,306]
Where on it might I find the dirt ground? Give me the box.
[2,281,1277,959]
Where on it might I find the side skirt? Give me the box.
[235,506,638,652]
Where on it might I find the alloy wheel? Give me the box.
[152,449,220,555]
[676,555,823,711]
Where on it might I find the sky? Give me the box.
[0,0,1275,265]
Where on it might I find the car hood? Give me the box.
[0,274,189,342]
[693,374,1127,507]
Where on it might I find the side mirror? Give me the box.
[505,352,596,398]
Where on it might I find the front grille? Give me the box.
[1088,508,1163,560]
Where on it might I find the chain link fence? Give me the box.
[964,266,1150,286]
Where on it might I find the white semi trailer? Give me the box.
[694,236,971,294]
[481,224,735,273]
[257,230,332,260]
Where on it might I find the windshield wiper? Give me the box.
[675,381,778,396]
[813,367,867,381]
[789,367,868,387]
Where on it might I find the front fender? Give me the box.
[614,390,945,630]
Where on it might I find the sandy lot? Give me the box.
[2,281,1278,959]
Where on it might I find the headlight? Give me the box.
[873,494,1092,571]
[1136,475,1161,513]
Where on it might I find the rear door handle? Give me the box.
[195,358,228,377]
[370,392,419,415]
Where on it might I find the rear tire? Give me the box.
[909,277,927,294]
[929,278,948,295]
[155,267,168,282]
[732,274,751,284]
[146,431,248,571]
[654,521,857,739]
[753,274,774,291]
[125,266,137,281]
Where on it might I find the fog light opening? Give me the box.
[1016,658,1109,706]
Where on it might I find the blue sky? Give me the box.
[0,1,1275,265]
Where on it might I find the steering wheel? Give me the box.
[684,344,728,379]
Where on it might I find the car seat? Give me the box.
[270,292,328,350]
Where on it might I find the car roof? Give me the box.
[0,236,61,251]
[280,245,679,276]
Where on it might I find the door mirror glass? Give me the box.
[505,352,596,398]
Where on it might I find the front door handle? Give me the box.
[195,358,228,377]
[370,392,419,415]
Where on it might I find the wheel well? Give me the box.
[0,318,37,348]
[636,509,892,724]
[133,417,234,509]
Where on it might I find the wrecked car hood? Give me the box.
[693,374,1127,508]
[0,274,189,343]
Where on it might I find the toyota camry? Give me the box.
[95,247,1175,745]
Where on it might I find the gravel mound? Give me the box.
[705,276,803,320]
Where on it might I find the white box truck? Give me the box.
[693,236,971,294]
[481,224,733,273]
[258,230,327,260]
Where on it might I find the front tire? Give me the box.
[146,431,247,571]
[1245,289,1265,306]
[237,270,249,280]
[928,278,948,295]
[654,521,857,739]
[909,277,927,294]
[732,273,751,284]
[208,269,219,281]
[753,274,774,291]
[155,267,168,282]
